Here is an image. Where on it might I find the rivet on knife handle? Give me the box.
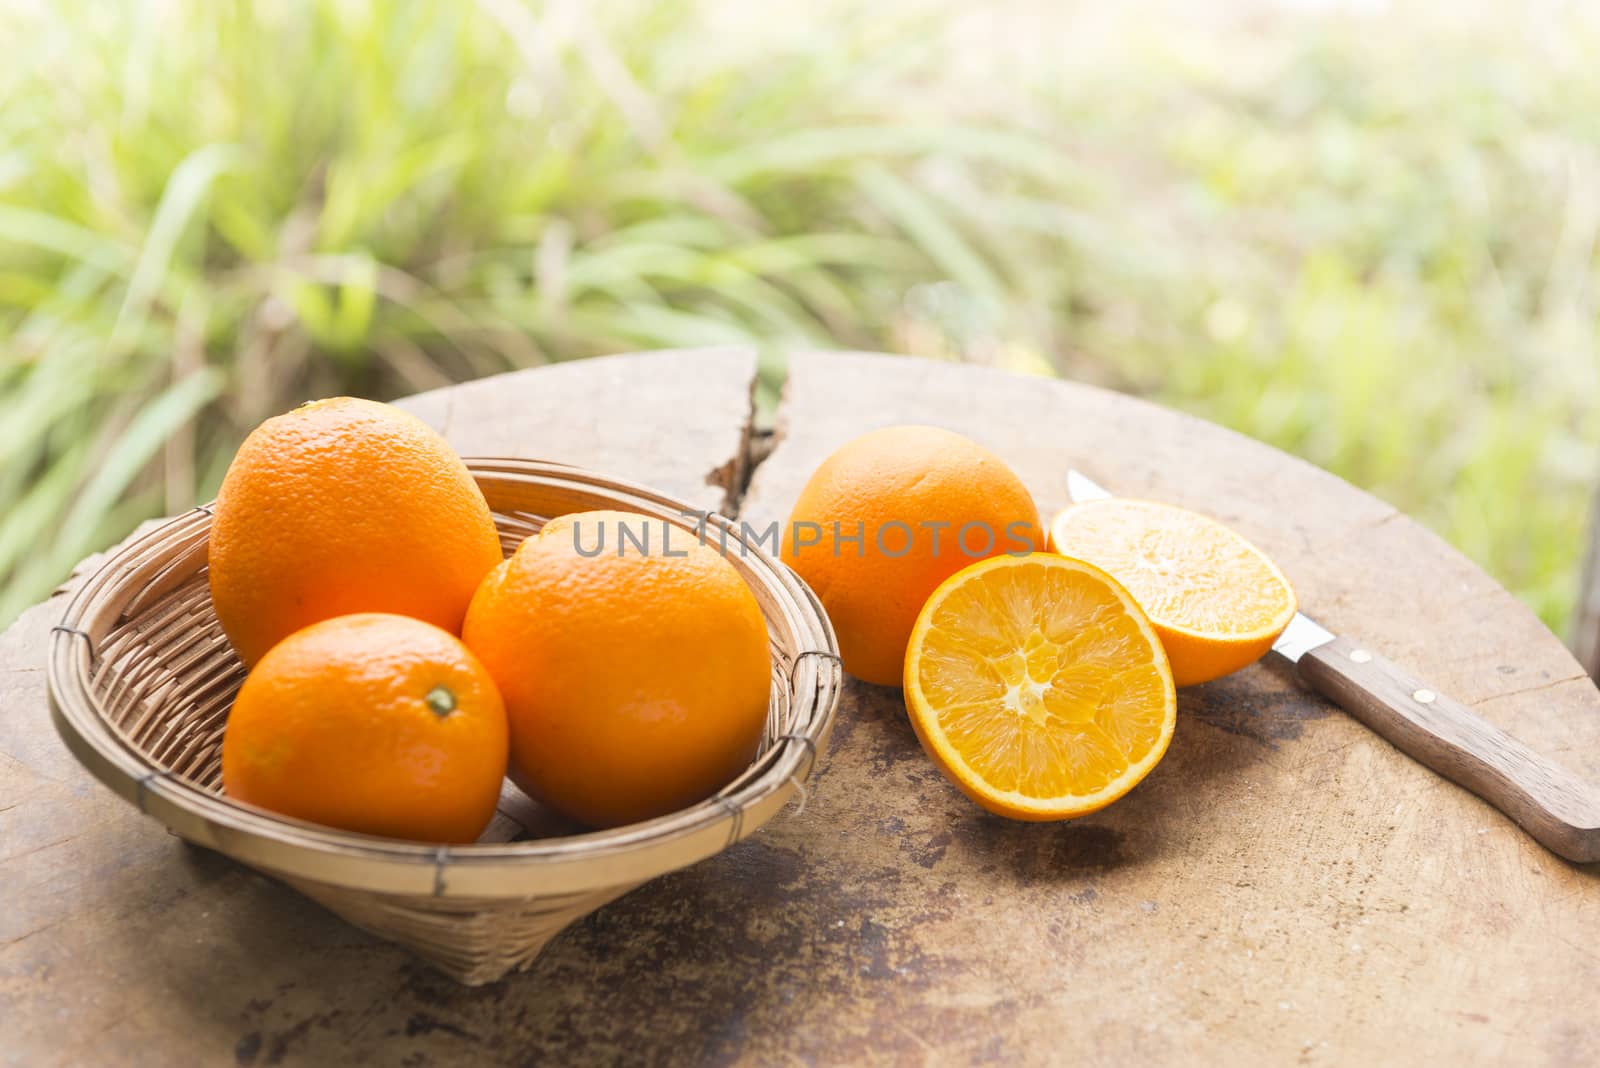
[1297,634,1600,862]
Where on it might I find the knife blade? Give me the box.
[1062,468,1600,863]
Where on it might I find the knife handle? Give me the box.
[1298,635,1600,863]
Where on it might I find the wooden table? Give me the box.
[5,349,1599,1066]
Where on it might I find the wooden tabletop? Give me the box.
[4,349,1598,1067]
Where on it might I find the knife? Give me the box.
[1065,469,1600,863]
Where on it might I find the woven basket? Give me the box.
[46,458,841,985]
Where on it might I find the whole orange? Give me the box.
[462,510,771,829]
[208,397,503,667]
[221,613,508,844]
[783,425,1041,686]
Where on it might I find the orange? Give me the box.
[221,613,508,844]
[1047,499,1297,687]
[784,425,1041,686]
[462,510,771,828]
[903,554,1176,820]
[208,397,503,667]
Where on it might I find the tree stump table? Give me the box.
[4,349,1598,1066]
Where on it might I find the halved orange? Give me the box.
[1047,499,1297,687]
[903,554,1177,821]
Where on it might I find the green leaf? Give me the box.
[48,370,224,578]
[108,143,241,356]
[855,164,1005,303]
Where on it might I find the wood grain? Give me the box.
[4,348,1600,1067]
[1298,635,1600,862]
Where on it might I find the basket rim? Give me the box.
[47,457,841,899]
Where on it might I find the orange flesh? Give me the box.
[1049,499,1295,636]
[904,555,1176,819]
[1047,499,1298,687]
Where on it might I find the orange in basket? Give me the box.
[464,510,773,829]
[222,613,508,844]
[207,397,503,667]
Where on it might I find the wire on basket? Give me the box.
[777,733,817,818]
[51,623,94,645]
[787,647,843,685]
[135,767,173,814]
[776,648,840,820]
[50,623,96,665]
[714,793,746,849]
[433,846,451,896]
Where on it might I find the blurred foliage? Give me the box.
[0,0,1596,633]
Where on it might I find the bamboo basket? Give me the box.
[46,458,842,985]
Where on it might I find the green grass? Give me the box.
[2,1,1596,635]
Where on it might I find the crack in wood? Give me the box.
[1474,672,1593,707]
[1,913,69,951]
[711,355,777,520]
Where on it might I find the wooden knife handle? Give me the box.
[1298,634,1600,863]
